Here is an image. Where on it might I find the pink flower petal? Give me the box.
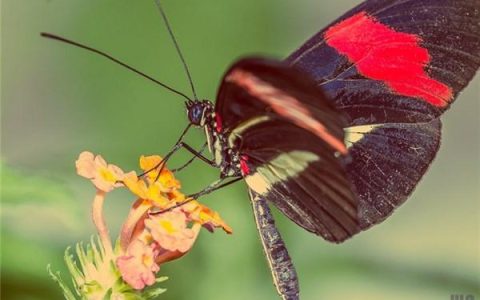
[94,155,108,168]
[76,151,96,179]
[76,152,125,192]
[116,239,159,290]
[145,210,200,253]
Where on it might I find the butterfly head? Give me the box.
[186,100,213,127]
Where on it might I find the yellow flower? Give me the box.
[182,200,233,234]
[123,172,171,207]
[122,155,183,208]
[75,151,124,192]
[139,155,180,190]
[139,155,162,180]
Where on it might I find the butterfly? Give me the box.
[184,1,479,297]
[189,0,480,242]
[42,0,480,299]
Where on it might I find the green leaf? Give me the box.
[155,276,168,283]
[143,287,168,299]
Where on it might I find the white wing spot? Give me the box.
[244,151,319,195]
[344,124,383,148]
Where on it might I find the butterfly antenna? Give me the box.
[40,32,191,101]
[154,0,198,100]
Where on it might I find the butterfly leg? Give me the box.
[171,142,208,173]
[187,176,242,199]
[178,141,217,167]
[150,141,215,182]
[151,177,243,215]
[140,124,216,179]
[139,123,194,177]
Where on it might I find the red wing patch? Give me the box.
[325,11,453,107]
[215,114,223,133]
[240,155,250,176]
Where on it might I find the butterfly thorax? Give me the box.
[204,111,242,178]
[186,99,242,178]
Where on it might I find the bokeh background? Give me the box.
[2,0,479,299]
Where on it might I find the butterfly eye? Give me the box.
[188,105,204,125]
[193,106,202,119]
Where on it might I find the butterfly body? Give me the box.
[187,57,359,242]
[186,99,245,178]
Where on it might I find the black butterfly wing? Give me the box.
[214,1,479,242]
[215,57,347,154]
[282,0,479,233]
[215,58,360,242]
[344,120,441,229]
[241,120,359,242]
[286,0,480,125]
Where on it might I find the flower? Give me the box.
[52,151,233,298]
[116,239,160,290]
[145,210,201,253]
[139,155,163,182]
[123,171,171,207]
[139,155,180,190]
[76,151,124,192]
[49,236,168,299]
[122,155,183,208]
[49,237,128,300]
[182,200,233,234]
[116,209,202,290]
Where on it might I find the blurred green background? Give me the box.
[2,0,479,299]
